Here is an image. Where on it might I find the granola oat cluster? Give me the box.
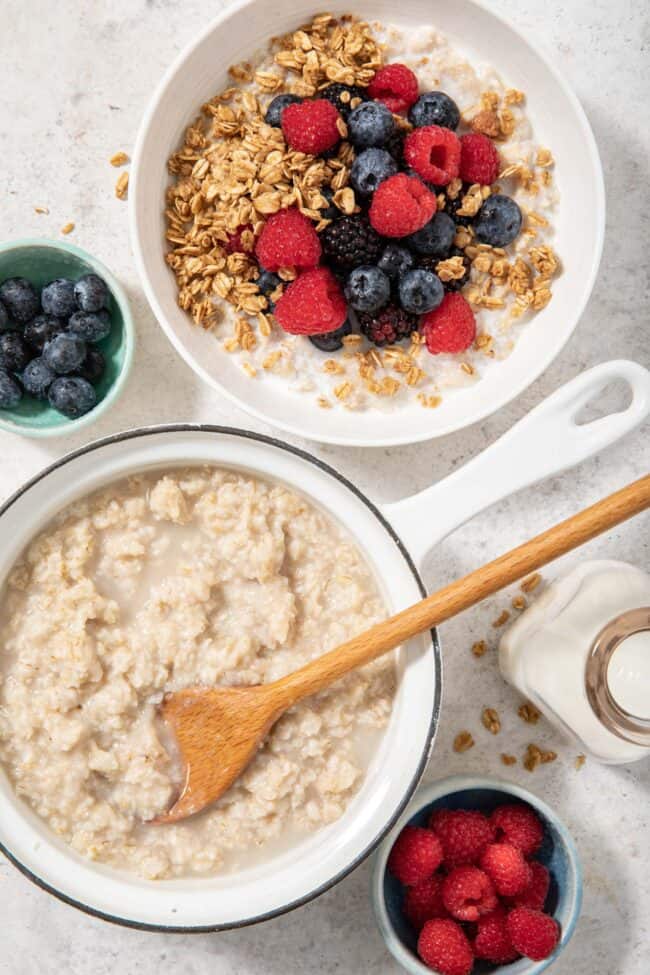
[164,13,561,410]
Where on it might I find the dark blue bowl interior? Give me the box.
[383,788,567,972]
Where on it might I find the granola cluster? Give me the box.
[163,13,561,408]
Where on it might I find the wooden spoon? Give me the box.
[152,474,650,824]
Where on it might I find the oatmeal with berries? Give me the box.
[0,467,393,879]
[165,13,560,411]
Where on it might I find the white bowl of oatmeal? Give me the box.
[0,362,646,930]
[131,0,604,446]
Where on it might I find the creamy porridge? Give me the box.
[165,13,560,412]
[0,467,393,879]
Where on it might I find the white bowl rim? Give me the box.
[0,423,442,932]
[129,0,606,448]
[371,773,584,975]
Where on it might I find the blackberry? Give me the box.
[442,190,475,228]
[420,248,471,293]
[320,83,368,120]
[358,303,418,347]
[319,215,382,272]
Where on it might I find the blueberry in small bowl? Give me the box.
[372,775,582,975]
[0,238,134,437]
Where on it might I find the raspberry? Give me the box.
[369,173,436,238]
[274,268,347,335]
[358,303,417,346]
[511,860,550,911]
[404,125,461,186]
[480,843,533,897]
[459,133,500,185]
[225,224,254,254]
[421,293,476,355]
[428,808,494,866]
[387,826,444,885]
[320,215,383,271]
[403,876,448,929]
[367,63,419,114]
[442,866,498,921]
[506,907,560,961]
[281,99,341,155]
[474,908,520,964]
[417,919,474,975]
[491,803,544,857]
[255,208,321,272]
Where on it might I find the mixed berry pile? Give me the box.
[0,273,113,418]
[387,802,560,974]
[250,62,523,355]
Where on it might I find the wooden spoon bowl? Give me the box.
[153,475,650,825]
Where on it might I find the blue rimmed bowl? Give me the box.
[0,238,134,438]
[372,775,583,975]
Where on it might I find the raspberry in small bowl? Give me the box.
[371,775,582,975]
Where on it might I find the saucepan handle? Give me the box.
[383,360,650,567]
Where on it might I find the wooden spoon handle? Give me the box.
[272,475,650,709]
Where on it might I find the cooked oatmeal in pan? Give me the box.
[0,468,393,878]
[165,13,560,412]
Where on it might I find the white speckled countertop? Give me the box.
[0,1,648,972]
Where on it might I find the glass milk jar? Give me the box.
[499,560,650,763]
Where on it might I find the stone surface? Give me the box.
[0,1,648,973]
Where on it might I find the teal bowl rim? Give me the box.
[0,237,135,439]
[371,774,583,975]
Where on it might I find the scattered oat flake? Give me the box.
[521,573,542,593]
[61,222,75,235]
[523,743,557,771]
[453,731,475,753]
[575,754,586,771]
[481,707,501,735]
[115,172,129,199]
[492,610,510,628]
[34,206,49,215]
[511,595,527,611]
[501,753,517,766]
[471,639,488,658]
[518,702,541,724]
[110,151,129,167]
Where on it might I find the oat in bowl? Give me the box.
[0,466,394,879]
[165,12,560,413]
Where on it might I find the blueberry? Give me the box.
[256,270,282,297]
[48,376,97,418]
[320,83,368,119]
[347,101,395,149]
[75,346,105,384]
[43,333,87,374]
[0,277,39,324]
[41,278,77,318]
[74,273,110,312]
[0,332,31,373]
[398,268,444,315]
[24,314,66,351]
[22,357,56,400]
[67,309,111,343]
[475,194,523,247]
[409,91,460,130]
[345,265,391,314]
[350,148,398,197]
[378,244,415,280]
[0,369,22,409]
[264,93,302,128]
[406,211,456,257]
[319,186,340,221]
[308,320,353,352]
[0,299,8,331]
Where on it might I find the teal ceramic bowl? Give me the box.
[0,238,134,438]
[372,776,583,975]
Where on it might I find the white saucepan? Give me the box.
[130,0,605,447]
[0,361,647,930]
